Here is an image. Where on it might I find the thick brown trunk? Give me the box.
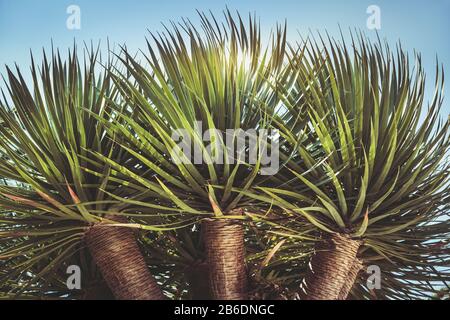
[338,258,363,300]
[202,219,247,300]
[85,216,165,300]
[187,262,211,300]
[82,282,115,300]
[300,233,361,300]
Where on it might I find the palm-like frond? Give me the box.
[92,10,294,299]
[0,47,172,296]
[0,245,113,300]
[252,32,450,299]
[1,9,448,300]
[94,9,289,215]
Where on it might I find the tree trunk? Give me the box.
[85,216,165,300]
[202,219,247,300]
[300,233,361,300]
[82,282,115,300]
[187,262,211,300]
[338,258,363,300]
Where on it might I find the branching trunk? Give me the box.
[202,219,247,300]
[338,258,363,300]
[85,216,164,300]
[300,233,361,300]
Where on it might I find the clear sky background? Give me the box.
[0,0,449,116]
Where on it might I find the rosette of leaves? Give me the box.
[92,10,291,299]
[251,33,450,300]
[0,48,184,299]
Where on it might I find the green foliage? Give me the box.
[0,11,448,300]
[250,33,450,299]
[93,10,289,216]
[0,47,176,296]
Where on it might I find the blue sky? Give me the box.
[0,0,449,115]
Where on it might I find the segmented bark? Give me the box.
[202,219,247,300]
[85,216,165,300]
[300,233,361,300]
[338,258,364,300]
